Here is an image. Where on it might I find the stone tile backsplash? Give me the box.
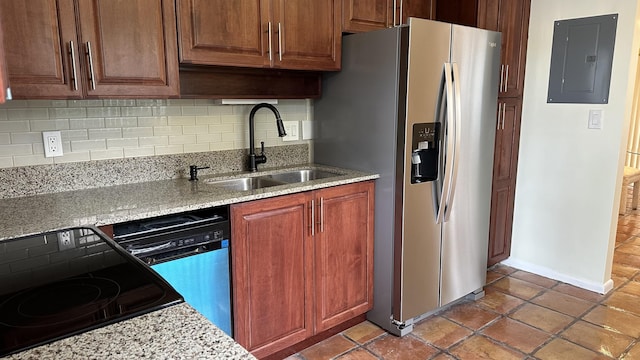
[0,99,312,168]
[0,144,309,199]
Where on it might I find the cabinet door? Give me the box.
[314,181,374,332]
[478,0,530,97]
[488,98,521,266]
[342,0,393,33]
[434,0,477,26]
[0,0,81,99]
[399,0,435,25]
[272,0,341,70]
[491,99,521,183]
[177,0,269,68]
[76,0,179,98]
[488,181,515,266]
[231,193,314,359]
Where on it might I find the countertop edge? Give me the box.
[0,165,379,241]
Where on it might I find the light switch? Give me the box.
[588,109,603,129]
[282,121,299,141]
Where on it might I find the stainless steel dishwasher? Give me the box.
[112,207,232,336]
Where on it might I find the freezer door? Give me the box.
[439,25,501,306]
[397,18,451,322]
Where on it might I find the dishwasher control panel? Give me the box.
[112,206,230,265]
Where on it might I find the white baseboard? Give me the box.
[501,258,614,295]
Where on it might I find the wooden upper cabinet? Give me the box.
[343,0,392,32]
[398,0,435,25]
[342,0,434,33]
[0,0,80,98]
[435,0,479,27]
[178,0,341,71]
[0,0,179,99]
[75,0,180,98]
[273,0,341,70]
[477,0,530,97]
[177,0,268,68]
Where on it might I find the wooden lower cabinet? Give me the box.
[231,191,313,358]
[231,181,374,358]
[488,182,515,266]
[487,98,521,266]
[313,182,374,332]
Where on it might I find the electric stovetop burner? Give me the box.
[0,276,121,328]
[0,227,183,357]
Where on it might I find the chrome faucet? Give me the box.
[248,103,287,171]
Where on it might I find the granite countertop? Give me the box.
[5,303,256,360]
[0,164,377,359]
[0,164,378,241]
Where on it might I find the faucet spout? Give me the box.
[248,103,287,171]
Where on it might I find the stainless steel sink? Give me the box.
[202,168,341,191]
[266,169,341,183]
[203,176,286,191]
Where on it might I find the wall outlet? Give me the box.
[282,121,299,141]
[57,230,75,250]
[42,131,64,157]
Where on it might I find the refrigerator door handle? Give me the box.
[444,63,462,222]
[436,63,456,224]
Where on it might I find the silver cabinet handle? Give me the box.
[504,64,510,93]
[310,199,315,236]
[392,0,397,26]
[278,23,283,62]
[399,0,404,25]
[502,102,506,130]
[69,41,78,91]
[497,103,502,130]
[267,22,273,62]
[499,64,504,93]
[85,41,96,90]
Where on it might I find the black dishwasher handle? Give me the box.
[146,246,208,265]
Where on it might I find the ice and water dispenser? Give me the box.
[410,122,440,183]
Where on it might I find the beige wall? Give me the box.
[0,99,312,168]
[507,0,640,292]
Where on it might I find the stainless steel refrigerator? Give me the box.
[314,18,501,336]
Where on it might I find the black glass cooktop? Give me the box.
[0,227,183,357]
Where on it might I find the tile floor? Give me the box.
[287,194,640,359]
